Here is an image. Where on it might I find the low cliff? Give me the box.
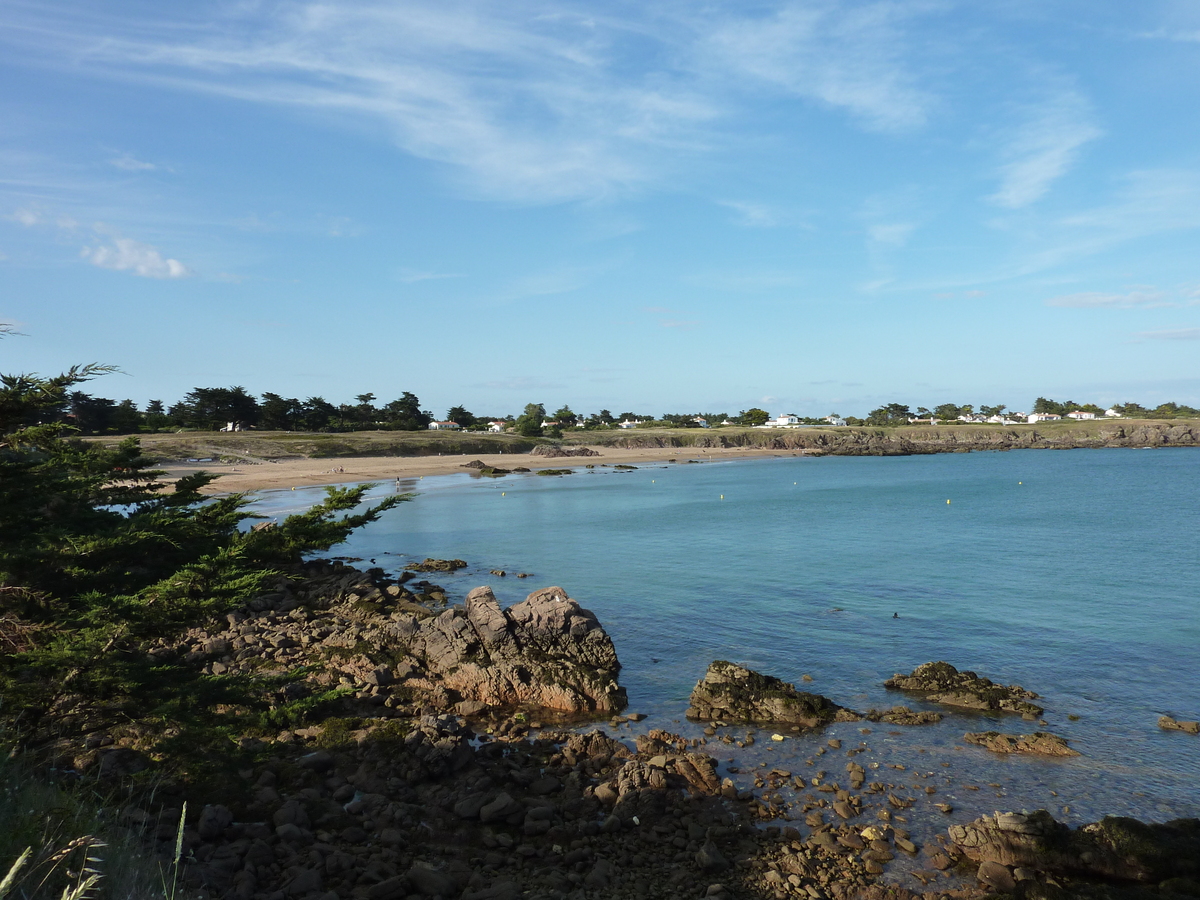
[569,420,1200,456]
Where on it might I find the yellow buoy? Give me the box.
[1019,481,1022,485]
[502,492,505,496]
[720,494,724,499]
[947,499,951,504]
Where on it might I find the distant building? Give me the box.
[1066,410,1096,420]
[693,417,709,428]
[1027,413,1062,423]
[219,421,243,432]
[428,421,462,430]
[487,421,507,433]
[824,416,847,426]
[618,420,638,429]
[1104,408,1121,418]
[768,415,800,427]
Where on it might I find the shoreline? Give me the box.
[160,446,814,495]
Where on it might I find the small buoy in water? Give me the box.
[720,494,724,499]
[1019,481,1022,484]
[947,499,951,504]
[502,492,506,496]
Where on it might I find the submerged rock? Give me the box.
[1159,715,1200,735]
[963,731,1080,756]
[686,661,850,728]
[865,705,943,725]
[885,661,1044,716]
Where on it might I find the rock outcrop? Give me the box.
[963,731,1079,756]
[949,809,1200,884]
[401,586,626,714]
[885,661,1044,716]
[144,563,625,721]
[686,661,851,727]
[404,558,468,572]
[530,445,601,457]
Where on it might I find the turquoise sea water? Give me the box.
[252,448,1200,843]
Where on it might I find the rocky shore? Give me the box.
[55,566,1200,900]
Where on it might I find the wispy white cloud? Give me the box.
[1137,327,1200,340]
[109,153,157,172]
[659,319,700,330]
[82,226,191,278]
[989,88,1102,208]
[702,1,935,132]
[0,1,945,204]
[9,208,41,227]
[720,201,782,228]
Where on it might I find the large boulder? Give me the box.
[885,661,1044,716]
[949,810,1200,883]
[398,586,626,714]
[686,661,848,727]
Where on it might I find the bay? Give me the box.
[251,447,1200,839]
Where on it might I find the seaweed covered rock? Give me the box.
[401,586,626,714]
[963,731,1079,756]
[949,809,1200,884]
[885,661,1044,716]
[686,661,849,727]
[404,558,468,572]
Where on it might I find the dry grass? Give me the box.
[0,750,185,900]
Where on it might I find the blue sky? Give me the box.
[2,0,1199,418]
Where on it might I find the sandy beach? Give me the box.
[160,445,811,494]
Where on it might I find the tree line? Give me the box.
[21,382,1200,436]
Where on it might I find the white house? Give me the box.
[618,420,639,429]
[1105,408,1121,418]
[487,420,507,433]
[428,420,462,430]
[693,417,710,428]
[824,416,847,426]
[769,414,800,427]
[1066,410,1096,420]
[1027,413,1062,423]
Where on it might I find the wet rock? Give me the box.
[1159,715,1200,735]
[885,661,1044,716]
[404,558,468,572]
[865,705,943,726]
[686,661,848,728]
[963,730,1080,756]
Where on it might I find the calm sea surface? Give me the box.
[251,447,1200,845]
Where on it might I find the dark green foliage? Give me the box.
[736,408,770,426]
[867,403,913,426]
[0,365,408,750]
[515,403,544,437]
